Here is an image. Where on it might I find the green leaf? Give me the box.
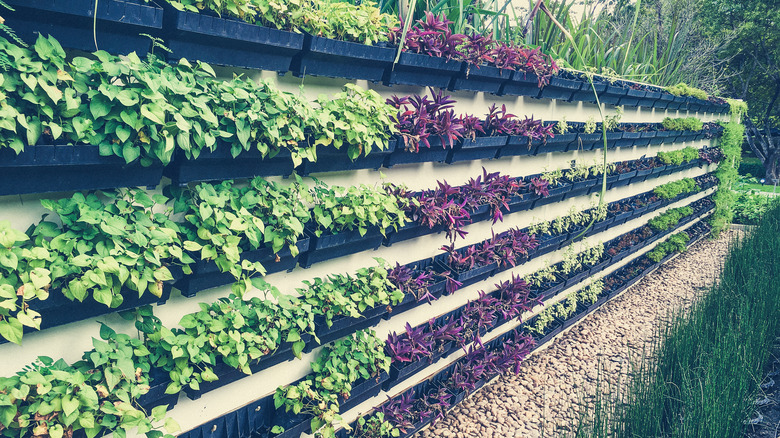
[0,318,23,345]
[62,394,79,417]
[292,340,305,359]
[90,96,112,119]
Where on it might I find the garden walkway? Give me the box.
[415,229,739,438]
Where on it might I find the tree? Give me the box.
[697,0,780,180]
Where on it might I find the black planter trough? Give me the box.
[299,141,396,175]
[384,140,451,167]
[384,52,462,89]
[446,136,507,163]
[600,84,628,106]
[163,146,294,186]
[496,136,541,158]
[299,227,384,268]
[450,64,513,94]
[0,145,164,196]
[176,238,311,298]
[7,271,180,345]
[161,4,304,71]
[293,34,395,82]
[500,71,543,98]
[311,304,388,348]
[184,337,308,400]
[538,75,583,101]
[176,395,273,438]
[6,0,163,56]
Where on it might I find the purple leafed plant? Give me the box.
[458,113,485,141]
[386,322,435,363]
[417,386,453,425]
[379,390,417,432]
[460,32,495,67]
[388,12,465,61]
[529,177,550,197]
[494,274,539,321]
[387,262,440,304]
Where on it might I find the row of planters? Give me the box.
[5,0,731,116]
[0,34,718,198]
[527,220,712,346]
[167,194,715,438]
[335,219,713,438]
[0,188,714,438]
[0,146,718,347]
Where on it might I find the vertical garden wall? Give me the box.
[0,3,740,438]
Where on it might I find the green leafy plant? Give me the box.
[174,176,311,296]
[31,189,192,308]
[314,84,397,160]
[347,412,399,438]
[656,147,701,165]
[653,178,700,199]
[732,190,777,225]
[603,107,623,132]
[0,325,178,438]
[709,121,745,235]
[648,206,694,232]
[143,285,314,394]
[647,232,690,262]
[310,183,408,237]
[299,262,403,328]
[661,117,704,132]
[273,330,390,438]
[555,118,569,135]
[578,280,603,306]
[584,117,597,135]
[666,83,708,100]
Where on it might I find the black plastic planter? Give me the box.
[619,88,646,108]
[450,64,513,94]
[446,136,507,163]
[271,409,311,438]
[436,259,498,288]
[387,359,431,388]
[164,147,294,186]
[539,76,583,101]
[338,373,390,412]
[385,142,450,167]
[570,81,607,104]
[669,95,688,111]
[564,178,597,199]
[383,279,446,319]
[540,131,577,153]
[0,145,164,196]
[176,238,311,297]
[638,90,662,108]
[500,72,542,98]
[299,227,384,268]
[299,142,395,175]
[162,5,303,71]
[385,52,462,88]
[656,93,675,110]
[313,304,388,347]
[534,233,567,255]
[497,136,541,158]
[507,192,540,213]
[601,84,628,106]
[563,270,589,289]
[616,132,641,148]
[7,0,163,56]
[185,338,306,400]
[383,221,440,246]
[177,396,273,438]
[136,368,180,413]
[293,34,395,82]
[533,183,569,207]
[11,277,178,345]
[533,317,564,347]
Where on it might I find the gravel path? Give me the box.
[417,230,739,438]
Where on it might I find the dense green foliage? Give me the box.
[710,122,745,235]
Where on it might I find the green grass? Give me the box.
[564,202,780,438]
[735,182,779,193]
